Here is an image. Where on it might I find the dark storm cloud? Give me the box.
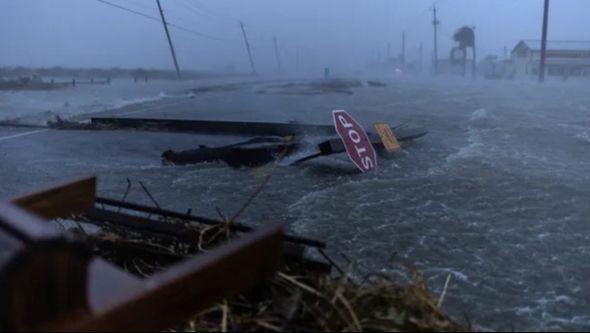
[1,0,589,73]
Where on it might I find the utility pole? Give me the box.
[273,36,282,73]
[401,31,406,67]
[472,26,477,79]
[240,22,257,76]
[432,4,440,76]
[539,0,550,83]
[156,0,181,80]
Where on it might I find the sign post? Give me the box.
[332,110,377,172]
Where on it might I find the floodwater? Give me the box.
[2,76,590,331]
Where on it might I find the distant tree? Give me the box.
[453,26,476,78]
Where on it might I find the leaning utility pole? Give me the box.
[240,22,257,76]
[432,4,440,76]
[539,0,550,83]
[156,0,181,80]
[273,36,282,73]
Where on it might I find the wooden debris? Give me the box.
[12,176,96,220]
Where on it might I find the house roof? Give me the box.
[513,40,590,53]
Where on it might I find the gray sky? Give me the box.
[1,0,589,73]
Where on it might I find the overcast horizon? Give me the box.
[1,0,590,74]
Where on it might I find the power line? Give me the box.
[173,0,272,47]
[174,0,220,21]
[96,0,161,23]
[117,0,158,13]
[167,0,238,33]
[184,0,240,23]
[94,0,236,42]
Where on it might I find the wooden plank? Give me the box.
[0,202,62,243]
[11,177,96,220]
[86,258,144,313]
[91,117,336,136]
[89,118,427,141]
[0,204,90,331]
[57,225,283,332]
[93,197,326,249]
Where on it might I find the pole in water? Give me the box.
[156,0,181,80]
[240,22,257,76]
[539,0,550,83]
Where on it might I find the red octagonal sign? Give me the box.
[332,110,377,172]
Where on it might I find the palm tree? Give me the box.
[453,26,476,78]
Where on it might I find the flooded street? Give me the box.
[2,77,590,331]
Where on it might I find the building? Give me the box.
[511,40,590,78]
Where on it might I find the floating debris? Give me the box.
[265,79,363,95]
[367,80,387,87]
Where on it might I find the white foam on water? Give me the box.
[445,128,484,163]
[469,108,488,121]
[575,130,590,143]
[110,91,169,110]
[423,267,470,283]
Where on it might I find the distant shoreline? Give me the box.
[0,66,240,81]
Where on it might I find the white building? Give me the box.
[511,40,590,78]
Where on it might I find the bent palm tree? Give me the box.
[453,26,476,78]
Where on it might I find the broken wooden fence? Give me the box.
[1,176,285,331]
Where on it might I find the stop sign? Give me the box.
[332,110,377,172]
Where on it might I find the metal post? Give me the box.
[156,0,181,80]
[240,22,257,76]
[539,0,550,83]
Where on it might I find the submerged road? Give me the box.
[2,77,590,331]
